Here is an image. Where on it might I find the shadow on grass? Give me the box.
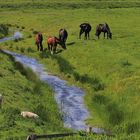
[93,94,124,126]
[66,42,76,46]
[40,48,64,57]
[49,54,105,91]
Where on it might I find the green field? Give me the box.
[0,0,140,139]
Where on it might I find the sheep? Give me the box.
[21,111,39,119]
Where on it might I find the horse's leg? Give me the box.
[50,45,53,55]
[48,44,50,51]
[98,32,101,39]
[79,29,84,39]
[37,43,39,51]
[107,33,109,39]
[104,32,105,39]
[53,46,56,54]
[85,32,87,40]
[88,32,90,39]
[40,42,43,51]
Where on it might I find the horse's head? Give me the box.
[95,29,100,36]
[56,37,67,49]
[60,41,66,49]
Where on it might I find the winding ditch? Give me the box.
[0,35,106,134]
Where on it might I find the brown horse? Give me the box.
[95,23,112,39]
[47,37,66,54]
[35,33,43,51]
[59,29,68,43]
[79,23,92,39]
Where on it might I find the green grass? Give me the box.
[0,0,140,10]
[0,0,140,139]
[0,51,71,139]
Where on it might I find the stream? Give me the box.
[0,34,106,134]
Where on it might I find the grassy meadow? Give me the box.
[0,0,140,139]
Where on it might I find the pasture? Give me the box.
[0,0,140,139]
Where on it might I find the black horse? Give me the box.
[79,23,92,39]
[95,23,112,39]
[59,29,68,43]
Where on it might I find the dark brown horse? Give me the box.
[59,29,68,43]
[35,33,43,51]
[79,23,92,39]
[95,23,112,39]
[47,37,66,54]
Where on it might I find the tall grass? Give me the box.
[0,24,9,38]
[0,0,140,139]
[0,1,140,10]
[0,51,69,139]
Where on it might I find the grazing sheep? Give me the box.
[0,94,3,108]
[21,111,39,119]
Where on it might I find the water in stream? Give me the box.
[0,33,106,134]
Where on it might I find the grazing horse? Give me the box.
[59,29,68,43]
[47,37,66,54]
[35,32,43,51]
[95,23,112,39]
[79,23,92,39]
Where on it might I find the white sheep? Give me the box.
[21,111,39,119]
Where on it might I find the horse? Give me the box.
[79,23,92,39]
[35,32,43,51]
[59,28,68,43]
[47,37,66,54]
[95,23,112,39]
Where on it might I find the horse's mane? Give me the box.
[105,23,111,33]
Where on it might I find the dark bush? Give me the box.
[20,47,25,53]
[106,103,124,125]
[27,47,35,53]
[21,26,25,29]
[93,94,108,104]
[0,24,9,36]
[15,61,39,82]
[126,122,140,134]
[121,60,132,67]
[92,77,105,91]
[27,34,32,38]
[2,107,20,128]
[33,81,42,94]
[32,31,38,34]
[34,104,49,122]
